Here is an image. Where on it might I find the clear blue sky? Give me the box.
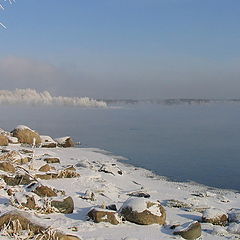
[0,0,240,98]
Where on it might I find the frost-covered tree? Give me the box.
[0,0,15,29]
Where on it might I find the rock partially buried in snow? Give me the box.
[39,164,56,172]
[88,208,121,225]
[227,223,240,235]
[55,137,74,148]
[173,221,202,240]
[0,150,30,165]
[3,174,33,186]
[0,135,8,146]
[43,156,60,164]
[33,185,58,197]
[40,135,57,148]
[228,208,240,223]
[11,125,41,145]
[0,211,80,239]
[51,196,74,214]
[120,198,166,225]
[202,208,228,226]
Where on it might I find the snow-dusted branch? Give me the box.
[0,0,15,29]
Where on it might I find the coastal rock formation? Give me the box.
[88,208,121,225]
[202,208,228,226]
[55,137,74,148]
[11,125,41,145]
[120,198,166,225]
[173,221,202,239]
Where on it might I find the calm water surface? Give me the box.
[0,103,239,190]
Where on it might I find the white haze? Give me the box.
[0,89,107,107]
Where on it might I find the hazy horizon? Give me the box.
[1,0,240,99]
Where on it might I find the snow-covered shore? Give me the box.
[0,142,240,240]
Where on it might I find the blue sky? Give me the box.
[0,0,240,98]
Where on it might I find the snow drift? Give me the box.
[0,89,107,108]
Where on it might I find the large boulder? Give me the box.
[11,125,41,145]
[51,196,74,214]
[0,135,8,146]
[120,198,166,225]
[173,221,202,240]
[55,137,74,148]
[202,208,228,226]
[88,208,121,225]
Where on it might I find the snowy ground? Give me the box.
[0,145,240,240]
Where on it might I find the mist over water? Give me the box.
[0,102,239,191]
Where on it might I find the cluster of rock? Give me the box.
[0,125,75,148]
[0,126,80,239]
[165,198,240,239]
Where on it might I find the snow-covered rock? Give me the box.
[40,135,57,148]
[88,208,121,225]
[173,221,202,239]
[55,136,74,148]
[11,125,41,145]
[227,223,240,235]
[228,208,240,223]
[202,208,228,226]
[120,198,166,225]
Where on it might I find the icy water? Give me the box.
[0,103,240,191]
